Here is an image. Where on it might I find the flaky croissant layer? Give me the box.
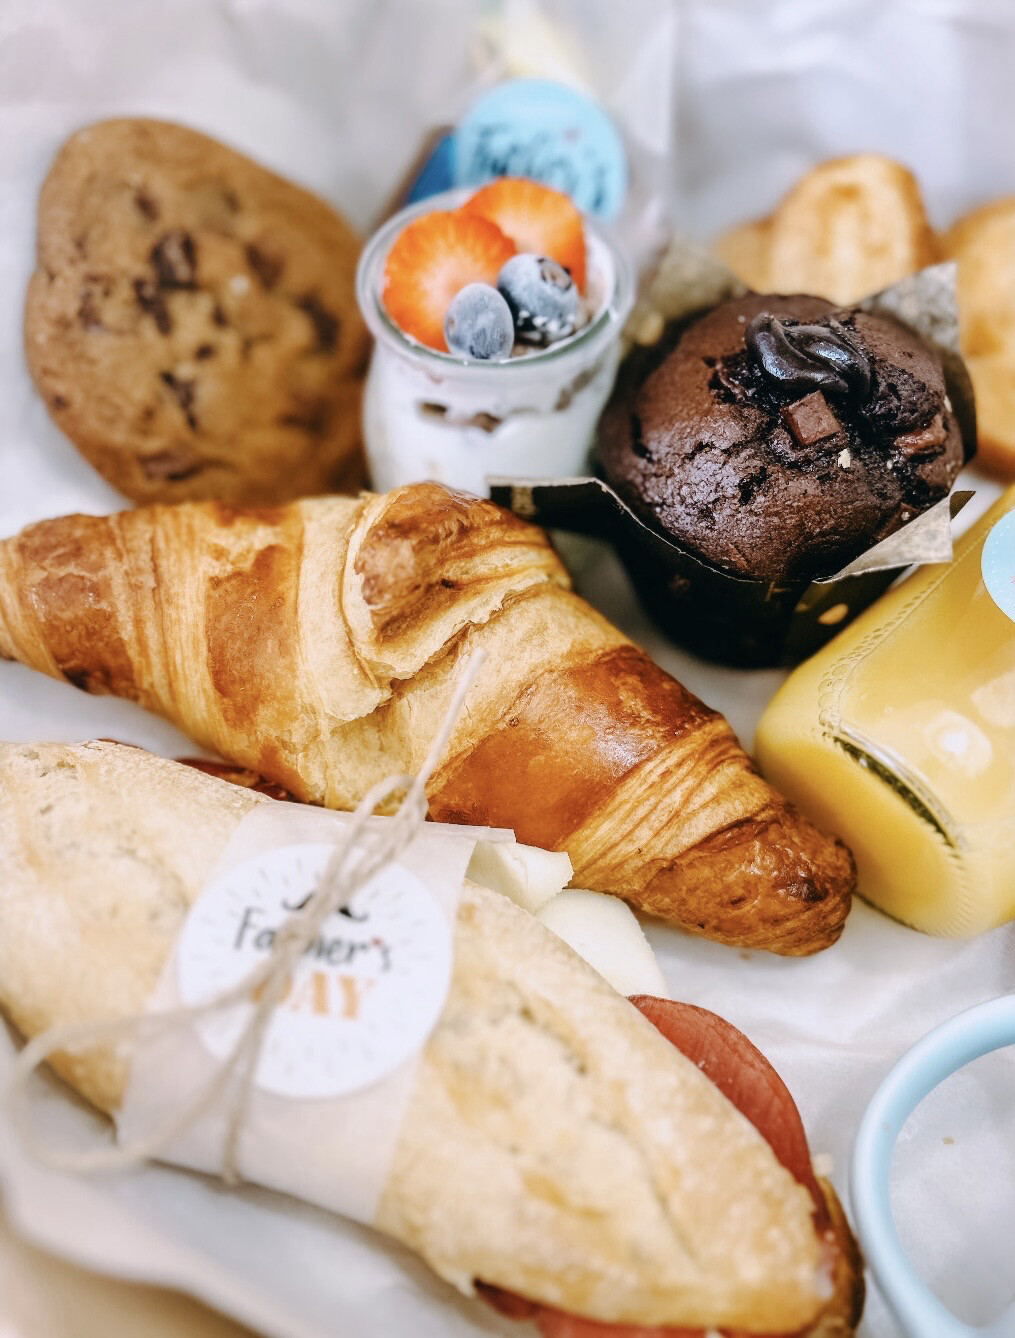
[0,483,854,953]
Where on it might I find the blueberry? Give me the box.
[444,283,514,360]
[497,253,580,346]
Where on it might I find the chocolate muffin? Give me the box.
[598,293,965,585]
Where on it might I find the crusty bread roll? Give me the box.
[0,483,855,955]
[942,198,1015,477]
[0,740,845,1333]
[715,154,938,305]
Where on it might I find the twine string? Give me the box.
[6,651,485,1181]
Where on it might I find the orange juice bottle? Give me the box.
[756,486,1015,936]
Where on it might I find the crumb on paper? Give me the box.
[943,1135,955,1145]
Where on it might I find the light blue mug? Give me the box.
[851,995,1015,1337]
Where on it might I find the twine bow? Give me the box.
[5,652,486,1181]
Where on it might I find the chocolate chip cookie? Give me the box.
[25,119,370,505]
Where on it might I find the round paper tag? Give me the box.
[454,79,627,220]
[176,843,452,1099]
[982,510,1015,623]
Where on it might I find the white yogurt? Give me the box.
[356,189,634,494]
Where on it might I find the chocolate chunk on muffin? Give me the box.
[598,293,964,584]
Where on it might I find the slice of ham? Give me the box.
[478,996,840,1338]
[628,997,830,1235]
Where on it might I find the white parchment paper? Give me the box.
[0,3,1014,1336]
[120,804,477,1228]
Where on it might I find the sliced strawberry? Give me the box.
[382,210,516,351]
[480,996,850,1338]
[462,179,587,293]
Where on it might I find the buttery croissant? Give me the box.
[0,740,858,1334]
[0,483,855,954]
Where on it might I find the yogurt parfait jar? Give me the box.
[355,188,634,495]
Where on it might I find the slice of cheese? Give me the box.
[537,890,669,998]
[466,840,573,915]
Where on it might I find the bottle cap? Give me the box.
[982,508,1015,622]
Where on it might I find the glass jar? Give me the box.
[355,189,634,495]
[756,485,1015,937]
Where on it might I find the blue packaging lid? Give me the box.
[405,132,456,205]
[982,509,1015,623]
[453,79,627,220]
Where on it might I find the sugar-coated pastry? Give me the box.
[942,197,1015,477]
[714,154,938,305]
[944,199,1015,355]
[713,216,771,292]
[961,352,1015,477]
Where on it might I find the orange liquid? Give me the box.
[758,486,1015,935]
[827,504,1014,842]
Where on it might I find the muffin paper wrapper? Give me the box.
[491,251,978,667]
[489,469,973,665]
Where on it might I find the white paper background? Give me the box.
[0,2,1014,1336]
